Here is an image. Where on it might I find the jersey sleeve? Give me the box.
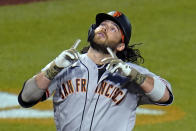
[40,62,59,101]
[127,63,174,106]
[40,77,58,101]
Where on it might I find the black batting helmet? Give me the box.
[88,11,132,46]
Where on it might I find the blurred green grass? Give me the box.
[0,0,196,130]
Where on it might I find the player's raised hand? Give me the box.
[42,39,81,80]
[101,47,132,77]
[54,39,81,68]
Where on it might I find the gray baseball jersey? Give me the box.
[41,53,173,131]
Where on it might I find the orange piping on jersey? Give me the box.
[46,89,50,98]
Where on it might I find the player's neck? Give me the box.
[87,47,111,65]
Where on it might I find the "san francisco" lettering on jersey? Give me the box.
[59,78,126,105]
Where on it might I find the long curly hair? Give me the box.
[80,43,144,64]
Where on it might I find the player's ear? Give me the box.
[116,43,125,52]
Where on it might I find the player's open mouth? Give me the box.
[97,32,106,38]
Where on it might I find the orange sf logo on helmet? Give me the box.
[113,11,122,17]
[110,11,124,42]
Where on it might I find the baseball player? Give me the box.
[18,11,173,131]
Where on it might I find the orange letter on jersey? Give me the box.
[81,79,86,92]
[67,80,74,94]
[98,82,107,95]
[76,79,80,92]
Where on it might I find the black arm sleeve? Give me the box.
[18,81,40,108]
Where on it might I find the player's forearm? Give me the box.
[140,76,170,103]
[127,68,170,102]
[35,72,51,90]
[21,43,80,103]
[21,73,51,102]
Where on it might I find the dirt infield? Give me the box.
[0,0,49,6]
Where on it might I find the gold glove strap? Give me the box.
[44,62,63,80]
[129,68,147,85]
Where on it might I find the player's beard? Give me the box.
[89,41,111,54]
[90,32,117,54]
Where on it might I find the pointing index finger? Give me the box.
[106,47,117,58]
[72,39,81,49]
